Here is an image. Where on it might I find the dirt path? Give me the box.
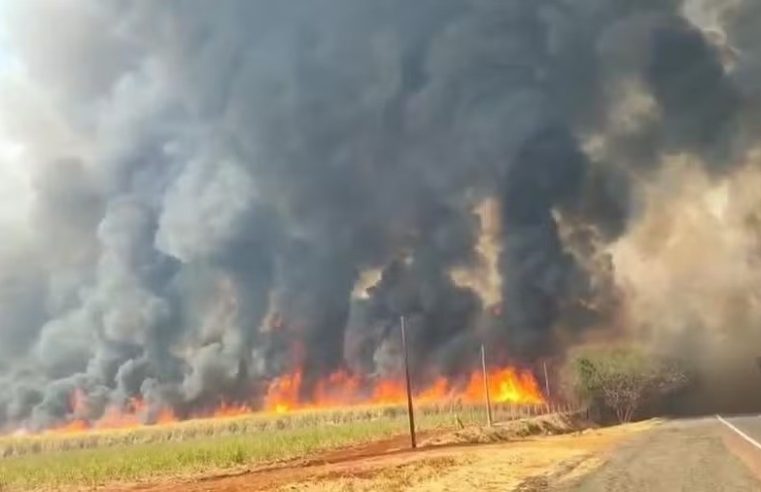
[109,417,761,491]
[116,421,653,492]
[113,434,425,492]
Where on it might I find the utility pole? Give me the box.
[481,344,493,427]
[542,360,551,401]
[401,316,416,449]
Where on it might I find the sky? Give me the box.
[0,4,32,236]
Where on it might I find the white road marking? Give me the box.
[716,414,761,451]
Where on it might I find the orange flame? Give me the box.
[417,377,452,403]
[263,370,303,414]
[47,396,178,434]
[262,365,544,412]
[463,367,545,405]
[38,364,544,435]
[50,419,89,434]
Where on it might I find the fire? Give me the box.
[262,365,545,412]
[47,397,178,435]
[417,377,452,403]
[31,364,544,435]
[493,368,545,404]
[463,367,545,405]
[50,419,89,434]
[94,400,144,430]
[263,370,303,413]
[155,407,178,425]
[371,380,406,405]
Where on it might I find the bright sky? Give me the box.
[0,2,33,234]
[0,0,8,71]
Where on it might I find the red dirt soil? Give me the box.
[113,432,441,492]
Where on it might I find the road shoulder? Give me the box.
[562,418,761,492]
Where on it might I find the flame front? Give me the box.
[262,365,545,412]
[34,364,544,435]
[263,370,304,414]
[47,396,178,434]
[463,367,545,405]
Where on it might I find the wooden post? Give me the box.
[401,316,416,449]
[542,360,551,401]
[481,344,493,427]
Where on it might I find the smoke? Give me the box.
[611,157,761,413]
[1,0,761,429]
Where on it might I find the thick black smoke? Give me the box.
[0,0,757,430]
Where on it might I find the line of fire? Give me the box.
[11,316,553,437]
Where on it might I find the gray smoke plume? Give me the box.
[0,0,760,430]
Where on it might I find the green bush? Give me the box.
[564,346,688,423]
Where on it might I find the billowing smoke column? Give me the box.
[0,0,759,429]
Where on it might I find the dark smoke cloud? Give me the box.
[0,0,759,429]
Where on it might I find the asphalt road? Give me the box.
[561,416,761,492]
[723,415,761,447]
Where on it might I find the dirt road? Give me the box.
[116,417,761,491]
[561,417,761,492]
[116,420,651,492]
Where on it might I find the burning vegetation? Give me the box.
[2,0,761,436]
[261,366,545,414]
[36,364,545,435]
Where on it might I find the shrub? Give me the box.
[564,346,688,423]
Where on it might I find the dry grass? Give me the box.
[0,402,563,490]
[0,402,552,458]
[278,457,461,492]
[421,412,590,447]
[283,419,658,492]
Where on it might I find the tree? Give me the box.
[565,346,688,423]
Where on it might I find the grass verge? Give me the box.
[0,402,556,490]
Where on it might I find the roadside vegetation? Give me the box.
[564,345,689,423]
[1,419,399,490]
[0,348,682,491]
[0,402,555,490]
